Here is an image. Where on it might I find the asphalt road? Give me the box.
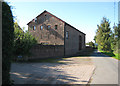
[90,50,119,84]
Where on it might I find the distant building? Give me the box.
[27,10,86,56]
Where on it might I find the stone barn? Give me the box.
[27,10,86,58]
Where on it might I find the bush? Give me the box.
[13,24,37,60]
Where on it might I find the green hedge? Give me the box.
[2,2,14,85]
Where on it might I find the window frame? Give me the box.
[55,25,58,30]
[47,25,51,29]
[33,26,36,30]
[66,31,69,39]
[35,18,37,23]
[40,25,43,30]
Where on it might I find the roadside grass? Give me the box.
[113,53,120,60]
[99,50,120,60]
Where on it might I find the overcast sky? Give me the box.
[7,1,118,43]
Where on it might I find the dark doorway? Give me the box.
[79,35,82,50]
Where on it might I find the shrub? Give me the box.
[13,23,37,60]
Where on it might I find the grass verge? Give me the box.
[99,50,120,60]
[113,53,120,60]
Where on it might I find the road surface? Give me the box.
[10,57,95,84]
[10,49,119,85]
[90,50,118,84]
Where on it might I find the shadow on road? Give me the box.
[73,49,110,58]
[11,58,91,85]
[10,63,79,84]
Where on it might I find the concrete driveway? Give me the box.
[10,56,95,84]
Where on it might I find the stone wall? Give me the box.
[28,44,64,59]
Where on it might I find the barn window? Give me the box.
[40,25,43,30]
[47,25,51,29]
[33,26,36,30]
[55,25,57,30]
[35,18,37,23]
[66,31,69,39]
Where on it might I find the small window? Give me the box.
[35,18,37,23]
[55,25,57,30]
[47,25,51,29]
[66,31,69,39]
[40,25,43,30]
[33,26,36,30]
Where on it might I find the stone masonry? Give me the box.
[27,10,86,57]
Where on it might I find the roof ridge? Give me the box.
[27,10,85,35]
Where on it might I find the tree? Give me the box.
[95,17,112,51]
[113,25,120,41]
[112,25,120,53]
[86,41,95,48]
[94,36,97,43]
[13,22,37,58]
[2,2,14,85]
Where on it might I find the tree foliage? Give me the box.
[86,41,95,48]
[95,17,112,51]
[95,17,120,58]
[13,22,37,57]
[113,25,120,41]
[2,2,14,85]
[111,25,120,53]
